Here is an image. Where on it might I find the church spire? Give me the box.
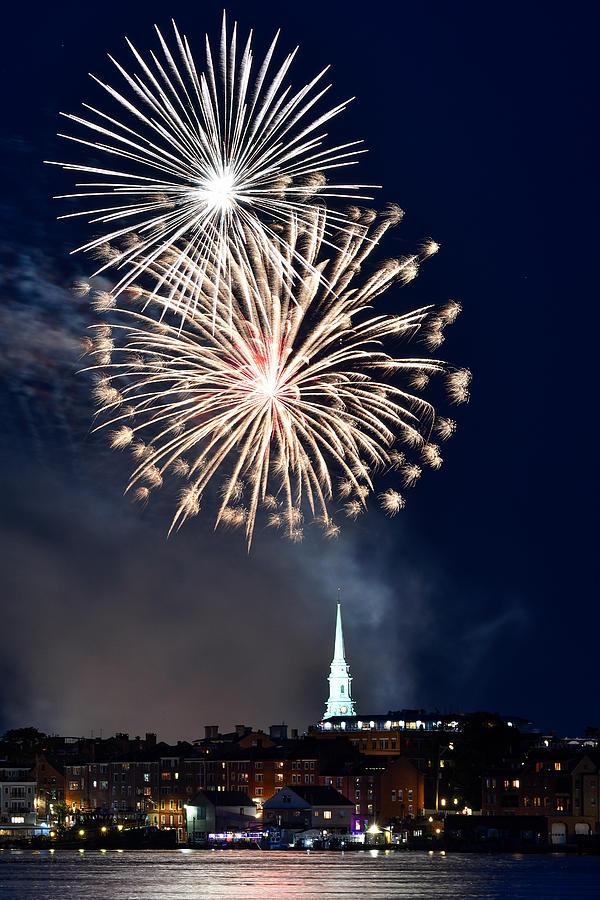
[323,591,356,720]
[333,592,345,661]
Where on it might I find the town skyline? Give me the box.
[3,599,590,744]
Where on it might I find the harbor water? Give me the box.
[1,849,600,898]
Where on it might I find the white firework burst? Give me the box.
[48,13,374,321]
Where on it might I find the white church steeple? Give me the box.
[323,593,356,719]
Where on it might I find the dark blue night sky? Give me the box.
[1,0,596,740]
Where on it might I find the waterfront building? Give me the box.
[263,785,354,833]
[185,790,257,843]
[0,766,37,838]
[481,748,600,844]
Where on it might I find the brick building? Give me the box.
[31,754,64,821]
[482,748,600,843]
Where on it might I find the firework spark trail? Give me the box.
[48,14,376,322]
[83,207,470,547]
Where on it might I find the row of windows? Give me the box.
[350,739,397,751]
[67,760,325,782]
[354,803,375,814]
[67,765,109,775]
[68,774,156,788]
[324,778,344,789]
[485,792,595,811]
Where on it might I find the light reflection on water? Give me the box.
[0,849,599,899]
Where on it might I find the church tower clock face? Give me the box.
[340,705,348,714]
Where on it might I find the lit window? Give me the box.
[323,811,332,820]
[554,763,561,771]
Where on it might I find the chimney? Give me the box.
[205,725,219,740]
[145,732,157,747]
[269,724,288,741]
[235,725,249,738]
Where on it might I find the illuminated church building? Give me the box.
[323,600,356,719]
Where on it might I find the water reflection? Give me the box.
[0,849,598,899]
